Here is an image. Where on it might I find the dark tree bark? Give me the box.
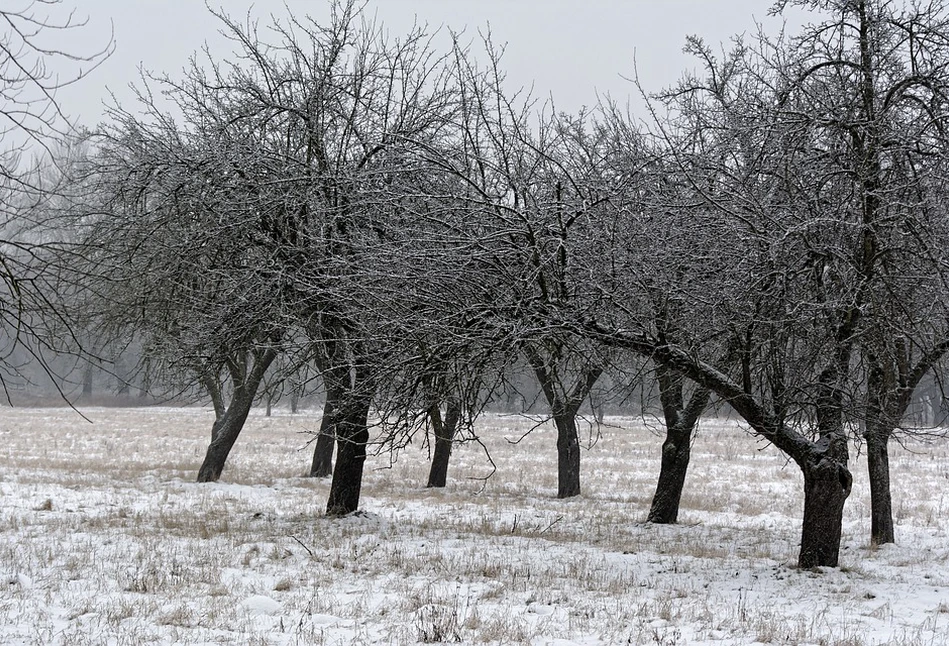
[647,365,710,524]
[325,383,372,515]
[799,449,853,568]
[427,399,461,488]
[321,338,374,516]
[798,370,853,568]
[196,347,277,482]
[525,345,602,499]
[551,411,582,498]
[309,396,336,477]
[861,341,949,545]
[865,356,896,545]
[865,425,894,545]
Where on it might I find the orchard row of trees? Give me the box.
[6,0,949,569]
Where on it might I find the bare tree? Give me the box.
[88,1,461,511]
[572,0,949,565]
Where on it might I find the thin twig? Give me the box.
[290,535,314,557]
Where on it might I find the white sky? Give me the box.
[49,1,808,128]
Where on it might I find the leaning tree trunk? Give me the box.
[647,423,693,524]
[646,424,695,524]
[648,366,710,524]
[309,396,337,478]
[427,400,461,488]
[196,348,277,483]
[325,390,372,516]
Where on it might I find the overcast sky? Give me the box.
[53,1,810,128]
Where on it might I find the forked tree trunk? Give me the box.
[862,341,949,547]
[197,388,257,483]
[309,397,336,477]
[648,366,710,524]
[325,391,372,515]
[312,334,375,515]
[196,348,277,483]
[524,345,601,500]
[427,400,461,488]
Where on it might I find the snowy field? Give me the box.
[1,406,949,645]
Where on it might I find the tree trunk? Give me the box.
[427,400,461,488]
[82,364,93,397]
[524,345,601,500]
[865,424,895,545]
[799,453,853,567]
[648,366,710,524]
[863,355,898,545]
[647,423,692,523]
[290,383,300,414]
[196,348,277,483]
[799,375,852,568]
[197,386,257,482]
[552,412,581,498]
[138,358,150,399]
[325,393,371,516]
[309,397,336,477]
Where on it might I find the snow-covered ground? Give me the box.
[1,406,948,645]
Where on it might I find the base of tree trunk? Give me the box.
[647,429,692,524]
[427,438,452,488]
[325,400,370,515]
[866,429,895,545]
[196,348,277,483]
[310,431,335,478]
[197,395,256,482]
[799,456,852,568]
[554,414,581,499]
